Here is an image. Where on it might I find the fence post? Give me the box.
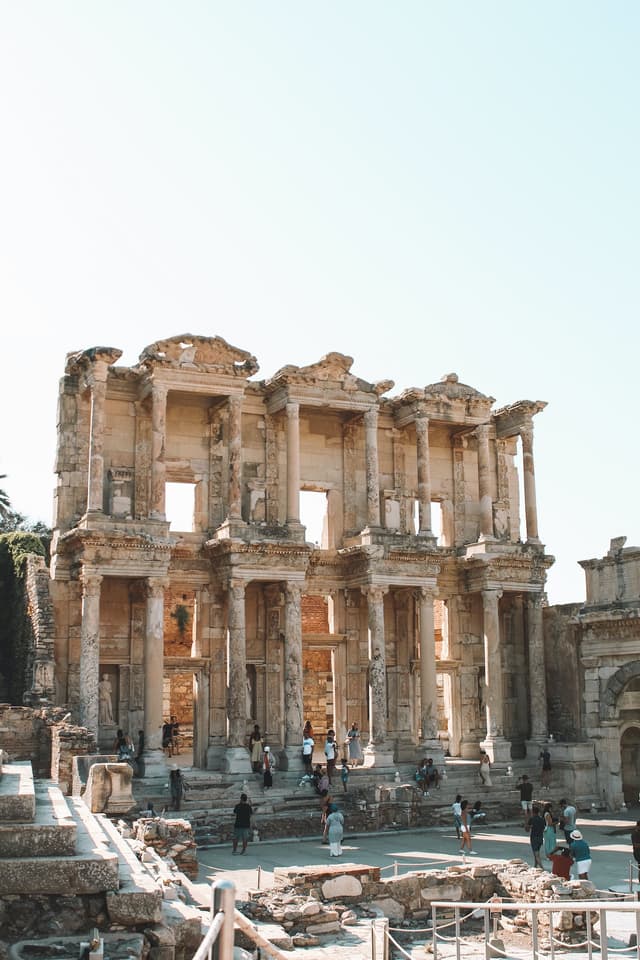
[212,879,235,960]
[600,909,608,960]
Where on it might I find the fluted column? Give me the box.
[481,588,511,761]
[362,585,389,748]
[150,383,168,520]
[283,582,304,764]
[476,424,494,540]
[521,422,540,542]
[364,407,381,528]
[227,580,247,749]
[79,571,102,735]
[286,401,300,524]
[418,586,438,742]
[228,396,243,520]
[415,415,433,537]
[142,576,168,773]
[527,593,548,739]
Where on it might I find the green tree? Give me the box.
[0,476,11,521]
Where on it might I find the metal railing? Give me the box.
[192,878,292,960]
[428,899,640,960]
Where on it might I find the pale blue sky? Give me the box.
[1,2,638,603]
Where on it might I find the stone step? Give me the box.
[0,779,76,857]
[95,813,164,926]
[0,761,36,822]
[0,793,119,895]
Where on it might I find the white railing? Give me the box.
[428,899,640,960]
[192,880,235,960]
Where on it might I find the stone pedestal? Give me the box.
[363,744,395,767]
[278,747,304,772]
[222,746,252,774]
[480,737,512,764]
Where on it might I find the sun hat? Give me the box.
[570,829,582,840]
[264,746,270,752]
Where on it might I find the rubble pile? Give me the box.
[131,817,199,879]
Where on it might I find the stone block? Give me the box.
[370,898,405,920]
[84,762,136,815]
[321,875,363,899]
[0,762,35,823]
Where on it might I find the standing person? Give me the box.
[340,758,349,792]
[326,803,344,857]
[479,751,492,786]
[528,804,545,868]
[540,747,552,789]
[135,730,145,777]
[559,798,577,843]
[346,722,363,766]
[452,794,463,840]
[324,730,337,783]
[249,725,263,773]
[320,789,332,843]
[162,719,174,756]
[543,802,557,858]
[302,730,314,774]
[169,765,187,811]
[303,719,314,740]
[263,746,273,790]
[170,715,180,755]
[631,821,640,881]
[232,792,253,855]
[459,801,475,854]
[569,830,592,879]
[517,775,534,827]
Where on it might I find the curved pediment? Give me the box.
[266,352,394,397]
[139,334,259,378]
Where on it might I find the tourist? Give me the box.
[479,751,492,786]
[170,715,180,755]
[415,760,428,795]
[326,803,344,857]
[346,721,363,766]
[232,792,253,855]
[169,765,187,811]
[631,821,640,881]
[263,745,273,790]
[528,804,545,869]
[559,798,577,843]
[517,775,534,826]
[543,802,557,858]
[324,730,337,782]
[135,730,145,777]
[470,800,486,826]
[569,830,591,879]
[425,758,440,789]
[340,758,349,792]
[249,724,263,773]
[162,719,174,756]
[452,794,463,840]
[547,845,573,879]
[539,747,552,789]
[320,789,332,843]
[459,800,476,855]
[302,729,314,774]
[303,719,314,740]
[317,767,330,795]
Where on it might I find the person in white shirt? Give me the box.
[324,730,337,783]
[302,734,314,774]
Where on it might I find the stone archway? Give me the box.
[601,661,640,720]
[621,725,640,805]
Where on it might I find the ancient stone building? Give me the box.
[545,537,640,809]
[36,335,553,773]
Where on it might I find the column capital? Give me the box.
[520,421,534,447]
[527,591,546,609]
[481,588,503,607]
[285,399,300,417]
[284,581,304,602]
[228,578,247,596]
[145,576,170,599]
[476,422,491,440]
[364,406,378,428]
[417,585,439,603]
[151,381,169,403]
[361,584,388,603]
[80,570,103,596]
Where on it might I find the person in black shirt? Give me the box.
[233,793,253,855]
[528,804,545,868]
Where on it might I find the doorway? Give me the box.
[621,726,640,805]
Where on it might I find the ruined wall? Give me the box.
[0,706,52,777]
[543,605,582,741]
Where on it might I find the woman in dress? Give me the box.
[249,724,263,773]
[459,800,475,855]
[326,803,344,857]
[346,722,363,766]
[479,751,492,786]
[543,802,557,858]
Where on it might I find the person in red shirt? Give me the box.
[548,845,573,879]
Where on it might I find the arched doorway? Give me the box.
[621,726,640,805]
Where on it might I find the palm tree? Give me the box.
[0,476,12,520]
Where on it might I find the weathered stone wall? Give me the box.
[302,649,333,734]
[543,604,582,740]
[51,722,96,793]
[0,705,51,777]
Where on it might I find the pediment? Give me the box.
[139,334,258,378]
[266,352,393,397]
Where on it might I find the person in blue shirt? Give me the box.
[569,829,592,879]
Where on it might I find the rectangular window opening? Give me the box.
[166,482,196,532]
[300,490,328,547]
[412,500,445,544]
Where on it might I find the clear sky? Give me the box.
[1,2,638,604]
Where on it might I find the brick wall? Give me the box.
[302,649,332,735]
[302,595,329,634]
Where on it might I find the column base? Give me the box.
[277,747,305,772]
[222,746,252,774]
[364,743,395,766]
[141,748,168,779]
[418,741,446,766]
[480,737,512,764]
[214,518,247,540]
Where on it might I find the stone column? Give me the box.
[226,579,250,771]
[86,364,110,514]
[79,571,102,736]
[228,395,243,521]
[282,582,304,768]
[415,415,433,537]
[364,407,381,529]
[481,588,511,762]
[520,422,540,542]
[362,585,393,764]
[286,401,300,524]
[418,586,439,744]
[150,383,168,520]
[476,424,494,540]
[526,593,548,740]
[142,577,168,776]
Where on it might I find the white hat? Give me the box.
[264,746,270,752]
[570,829,582,840]
[171,764,179,771]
